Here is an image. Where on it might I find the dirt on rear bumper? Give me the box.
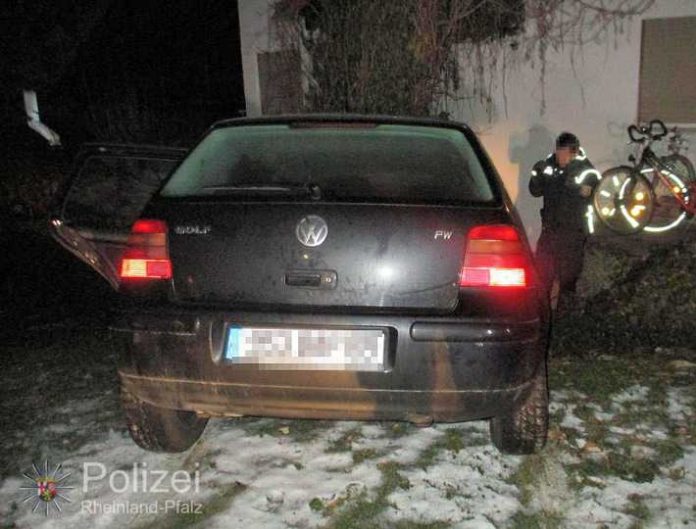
[119,371,535,423]
[113,309,546,423]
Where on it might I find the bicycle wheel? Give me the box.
[642,155,693,233]
[593,166,654,234]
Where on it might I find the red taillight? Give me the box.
[460,224,530,288]
[467,225,520,241]
[131,219,168,234]
[120,258,172,279]
[120,219,172,280]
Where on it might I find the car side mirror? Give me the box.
[24,90,61,147]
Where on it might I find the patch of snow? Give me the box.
[667,387,693,422]
[557,403,587,431]
[613,385,651,404]
[562,446,696,529]
[1,382,695,529]
[380,427,443,467]
[590,407,614,421]
[384,443,520,527]
[527,453,572,515]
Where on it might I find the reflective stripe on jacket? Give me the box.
[529,151,600,232]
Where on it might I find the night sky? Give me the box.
[1,0,245,152]
[0,0,245,329]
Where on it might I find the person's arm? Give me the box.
[579,184,593,198]
[528,161,547,197]
[567,158,600,198]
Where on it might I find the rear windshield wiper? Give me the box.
[199,184,322,199]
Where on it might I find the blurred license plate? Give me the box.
[224,326,385,371]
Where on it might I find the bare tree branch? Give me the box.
[271,0,654,117]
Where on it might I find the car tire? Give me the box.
[489,363,549,455]
[121,388,208,452]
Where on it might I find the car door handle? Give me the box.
[285,270,337,289]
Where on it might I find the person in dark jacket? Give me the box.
[529,132,600,309]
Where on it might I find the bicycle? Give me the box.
[593,119,696,234]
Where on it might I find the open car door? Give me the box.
[49,143,187,289]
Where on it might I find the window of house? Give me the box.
[639,16,696,124]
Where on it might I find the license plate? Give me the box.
[224,326,386,371]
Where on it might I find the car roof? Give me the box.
[76,143,188,158]
[211,114,474,133]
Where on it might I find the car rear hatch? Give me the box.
[148,119,513,312]
[165,202,514,310]
[49,143,187,288]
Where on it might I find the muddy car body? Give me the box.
[52,115,550,454]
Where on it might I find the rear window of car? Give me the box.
[160,123,497,204]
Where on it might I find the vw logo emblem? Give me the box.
[296,215,328,247]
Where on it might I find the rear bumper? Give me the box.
[112,308,547,423]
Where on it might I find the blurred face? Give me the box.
[555,146,577,168]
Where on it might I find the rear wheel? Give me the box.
[593,166,654,234]
[642,154,695,233]
[490,363,548,454]
[121,388,208,452]
[662,153,696,183]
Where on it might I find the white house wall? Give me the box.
[238,0,278,118]
[237,0,696,243]
[453,0,696,244]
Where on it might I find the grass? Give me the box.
[324,491,385,529]
[572,403,610,445]
[548,405,566,426]
[183,446,224,473]
[548,351,694,488]
[413,429,464,470]
[550,356,645,406]
[327,427,364,453]
[134,480,247,529]
[509,454,545,506]
[381,422,415,439]
[652,438,685,467]
[0,325,122,479]
[2,303,695,528]
[623,493,651,522]
[611,401,670,431]
[319,461,412,529]
[240,417,330,442]
[571,452,660,484]
[352,448,379,465]
[566,431,675,485]
[510,510,563,529]
[508,445,572,528]
[566,431,686,486]
[325,426,379,465]
[391,522,451,529]
[310,497,325,512]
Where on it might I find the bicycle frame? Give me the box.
[592,119,694,234]
[640,148,696,216]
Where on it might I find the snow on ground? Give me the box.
[1,347,695,529]
[0,416,520,529]
[561,444,696,529]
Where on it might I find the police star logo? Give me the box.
[20,460,74,515]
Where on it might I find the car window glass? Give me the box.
[63,155,179,231]
[161,124,496,204]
